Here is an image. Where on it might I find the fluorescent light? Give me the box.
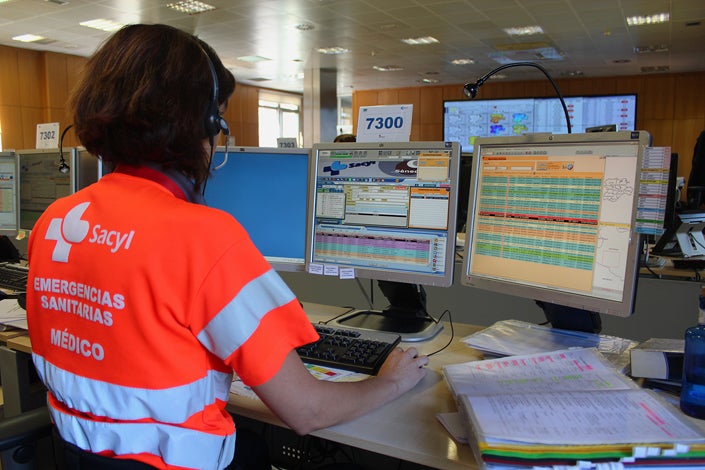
[236,55,271,63]
[451,58,475,65]
[166,1,215,14]
[401,36,439,45]
[317,47,350,54]
[12,34,45,43]
[79,19,125,32]
[373,65,404,71]
[504,25,544,36]
[627,13,670,26]
[634,44,670,53]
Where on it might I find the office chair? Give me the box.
[0,406,53,469]
[686,130,705,209]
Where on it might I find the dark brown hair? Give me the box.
[334,134,356,143]
[69,23,236,188]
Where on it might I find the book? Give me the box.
[630,337,685,381]
[443,348,705,468]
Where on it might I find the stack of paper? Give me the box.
[443,348,705,468]
[0,298,27,330]
[461,319,639,372]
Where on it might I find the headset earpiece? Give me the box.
[200,45,229,139]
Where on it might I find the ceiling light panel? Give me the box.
[504,25,544,36]
[166,1,215,15]
[401,36,439,45]
[627,13,670,26]
[79,19,125,32]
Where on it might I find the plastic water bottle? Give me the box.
[680,286,705,419]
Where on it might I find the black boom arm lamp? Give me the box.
[463,61,572,134]
[58,124,73,174]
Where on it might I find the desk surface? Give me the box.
[0,305,482,468]
[227,302,484,470]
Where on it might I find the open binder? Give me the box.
[443,348,705,468]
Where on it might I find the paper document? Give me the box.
[461,319,638,371]
[463,389,704,445]
[443,348,705,468]
[444,347,637,396]
[0,298,27,330]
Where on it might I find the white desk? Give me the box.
[226,302,484,470]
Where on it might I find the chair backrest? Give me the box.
[0,406,53,469]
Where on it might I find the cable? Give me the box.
[463,61,572,134]
[354,277,374,310]
[427,309,454,357]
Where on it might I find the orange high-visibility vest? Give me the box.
[27,168,318,469]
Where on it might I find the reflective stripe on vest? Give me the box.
[198,268,296,360]
[33,354,232,423]
[50,404,236,469]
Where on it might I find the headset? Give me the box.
[198,42,231,197]
[200,45,230,139]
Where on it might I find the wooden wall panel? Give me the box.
[641,119,673,148]
[674,74,705,119]
[377,89,399,106]
[17,49,44,109]
[351,90,379,133]
[223,83,262,147]
[0,46,20,107]
[673,118,705,182]
[44,52,69,109]
[352,71,705,186]
[20,107,44,149]
[641,75,675,120]
[0,45,270,151]
[0,105,22,150]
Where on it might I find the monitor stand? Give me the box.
[331,280,443,342]
[652,212,705,258]
[536,301,602,334]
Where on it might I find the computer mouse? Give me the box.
[17,293,26,310]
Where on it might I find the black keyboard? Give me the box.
[297,323,401,375]
[0,262,28,292]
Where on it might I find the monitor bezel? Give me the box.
[460,131,650,318]
[75,146,105,189]
[0,151,20,236]
[206,146,311,273]
[306,141,461,288]
[17,147,77,233]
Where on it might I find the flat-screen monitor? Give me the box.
[0,152,20,235]
[461,131,651,332]
[443,94,637,153]
[18,148,76,231]
[306,141,461,341]
[203,146,310,272]
[75,146,109,189]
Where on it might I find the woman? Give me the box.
[26,23,428,469]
